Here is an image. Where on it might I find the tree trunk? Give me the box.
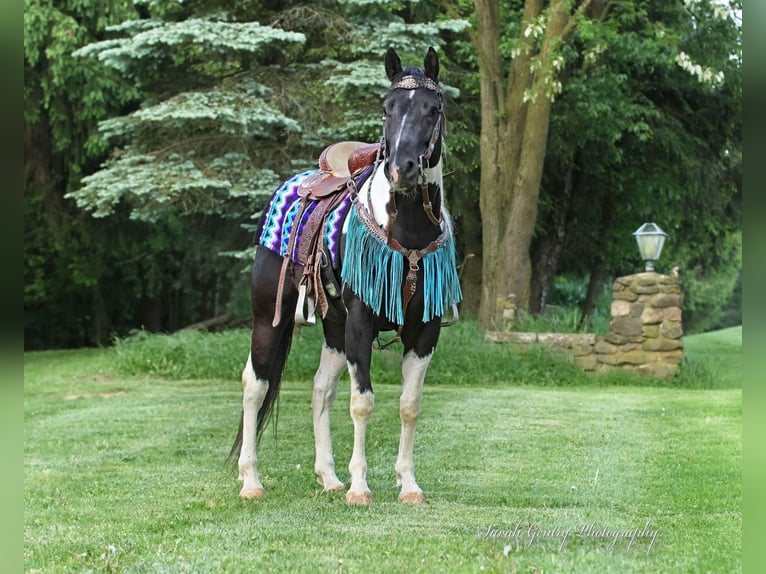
[474,0,573,327]
[91,283,112,346]
[579,192,614,329]
[530,162,576,314]
[137,294,163,332]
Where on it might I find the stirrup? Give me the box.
[441,304,459,327]
[295,283,317,326]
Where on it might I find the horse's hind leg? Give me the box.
[312,316,346,492]
[237,250,297,499]
[239,351,268,499]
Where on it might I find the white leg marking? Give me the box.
[238,353,268,499]
[395,351,432,504]
[312,344,347,492]
[346,364,374,504]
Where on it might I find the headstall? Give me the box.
[382,75,445,235]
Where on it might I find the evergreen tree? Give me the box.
[60,0,469,338]
[24,0,142,347]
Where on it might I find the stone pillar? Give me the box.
[594,272,683,377]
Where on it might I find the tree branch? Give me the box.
[560,0,595,40]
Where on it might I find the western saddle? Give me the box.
[272,141,380,327]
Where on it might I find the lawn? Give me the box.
[24,326,742,572]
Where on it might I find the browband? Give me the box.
[391,75,442,93]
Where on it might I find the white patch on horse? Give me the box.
[238,353,268,498]
[395,350,432,503]
[312,344,346,492]
[423,157,443,185]
[340,163,390,233]
[346,363,374,504]
[389,91,415,179]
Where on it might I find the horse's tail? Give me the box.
[227,319,295,463]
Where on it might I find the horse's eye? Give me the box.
[430,106,439,117]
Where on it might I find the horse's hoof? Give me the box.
[399,491,426,505]
[239,487,265,499]
[316,475,345,492]
[345,490,372,505]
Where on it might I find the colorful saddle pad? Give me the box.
[257,169,355,268]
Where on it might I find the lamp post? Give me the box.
[633,222,668,272]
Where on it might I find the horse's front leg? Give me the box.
[396,319,440,504]
[343,297,376,505]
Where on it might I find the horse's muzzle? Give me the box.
[388,160,419,192]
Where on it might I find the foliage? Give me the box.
[679,230,742,333]
[709,269,741,330]
[107,318,737,391]
[677,325,741,389]
[24,0,145,348]
[68,2,470,223]
[111,320,591,387]
[68,16,307,222]
[531,0,741,330]
[24,0,741,348]
[25,0,472,347]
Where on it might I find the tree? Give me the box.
[531,0,741,331]
[470,0,740,331]
[59,0,469,338]
[472,0,606,327]
[24,0,142,348]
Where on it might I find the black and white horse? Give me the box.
[231,47,461,505]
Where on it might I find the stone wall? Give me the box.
[597,272,683,377]
[485,331,598,370]
[485,272,683,377]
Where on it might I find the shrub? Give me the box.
[109,319,728,389]
[110,320,591,386]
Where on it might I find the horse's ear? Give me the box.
[424,47,439,82]
[385,48,402,81]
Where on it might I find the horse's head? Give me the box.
[382,47,444,194]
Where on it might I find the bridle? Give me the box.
[343,73,458,340]
[379,74,445,240]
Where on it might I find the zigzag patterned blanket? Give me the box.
[257,169,354,268]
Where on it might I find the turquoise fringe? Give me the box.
[341,207,463,325]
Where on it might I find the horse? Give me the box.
[229,47,462,505]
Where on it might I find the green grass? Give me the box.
[682,326,742,389]
[24,327,741,572]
